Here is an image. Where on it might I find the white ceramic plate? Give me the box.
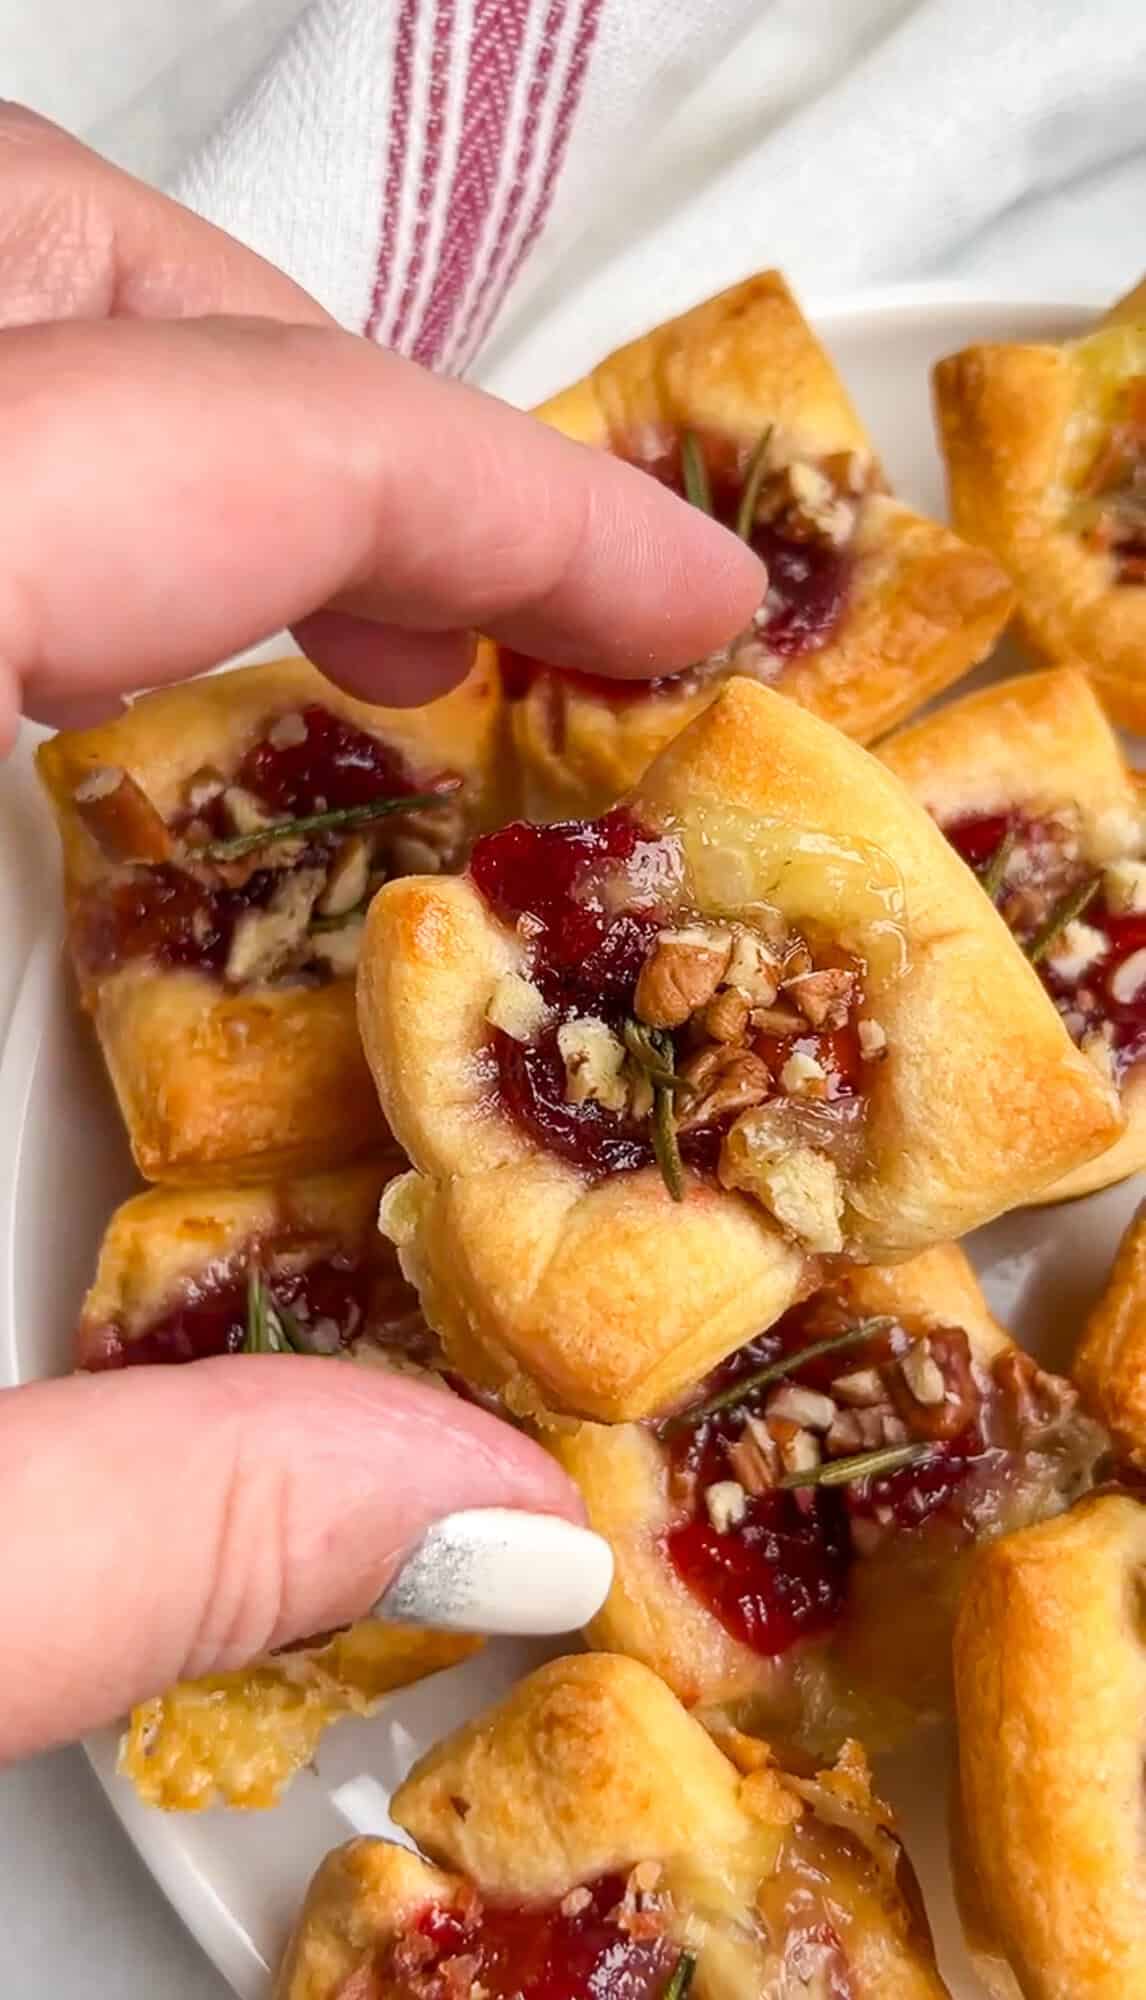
[2,286,1139,2000]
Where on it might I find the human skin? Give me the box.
[0,107,762,1760]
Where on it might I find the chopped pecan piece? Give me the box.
[727,1420,778,1494]
[224,866,325,985]
[557,1017,628,1111]
[634,926,732,1029]
[73,766,176,864]
[318,835,371,916]
[677,1046,772,1131]
[703,986,750,1044]
[724,927,781,1006]
[887,1325,978,1440]
[786,966,855,1029]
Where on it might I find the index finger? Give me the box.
[1,314,765,735]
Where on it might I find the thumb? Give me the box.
[0,1361,602,1761]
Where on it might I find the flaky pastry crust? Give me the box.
[1073,1199,1146,1460]
[82,1162,478,1808]
[953,1496,1146,2000]
[37,653,503,1182]
[276,1654,948,1999]
[121,1625,478,1812]
[359,679,1119,1420]
[934,286,1146,728]
[880,666,1144,1199]
[550,1245,1097,1747]
[506,270,1012,819]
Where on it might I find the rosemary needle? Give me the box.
[780,1441,933,1489]
[663,1953,697,2000]
[979,826,1016,903]
[680,432,713,516]
[659,1319,895,1434]
[652,1078,686,1203]
[1025,875,1101,966]
[734,427,773,541]
[623,1019,695,1095]
[200,786,457,863]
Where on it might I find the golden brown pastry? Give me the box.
[122,1624,477,1813]
[880,665,1146,1199]
[37,652,503,1183]
[1073,1199,1146,1459]
[934,279,1146,728]
[276,1653,950,1999]
[504,269,1013,819]
[549,1244,1105,1751]
[82,1161,479,1808]
[359,677,1120,1422]
[953,1494,1146,2000]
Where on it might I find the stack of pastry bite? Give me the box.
[38,267,1146,2000]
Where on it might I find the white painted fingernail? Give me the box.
[372,1508,614,1635]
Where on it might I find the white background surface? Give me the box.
[0,5,1144,1997]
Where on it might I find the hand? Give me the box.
[0,108,763,1762]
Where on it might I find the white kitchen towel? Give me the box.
[175,0,1146,405]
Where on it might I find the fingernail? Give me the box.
[372,1508,614,1635]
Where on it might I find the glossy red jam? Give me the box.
[381,1875,681,2000]
[471,813,674,1177]
[233,704,420,816]
[663,1303,991,1658]
[502,431,852,710]
[471,816,863,1180]
[79,1248,406,1370]
[945,808,1146,1078]
[75,705,442,984]
[75,862,292,978]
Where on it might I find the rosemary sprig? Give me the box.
[980,826,1016,903]
[664,1952,696,2000]
[652,1076,686,1203]
[680,432,713,516]
[243,1269,312,1356]
[633,1021,688,1203]
[1025,875,1101,966]
[623,1018,696,1095]
[201,786,458,863]
[659,1319,895,1435]
[734,427,773,541]
[780,1441,933,1489]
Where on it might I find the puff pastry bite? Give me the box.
[37,652,502,1182]
[360,678,1120,1421]
[934,280,1146,728]
[1073,1199,1146,1460]
[503,269,1012,819]
[880,666,1146,1200]
[550,1245,1105,1750]
[80,1161,478,1807]
[953,1494,1146,2000]
[276,1653,949,2000]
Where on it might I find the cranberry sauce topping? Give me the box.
[944,806,1146,1080]
[74,704,460,988]
[661,1291,1075,1659]
[233,704,416,815]
[80,1235,428,1372]
[502,430,861,710]
[378,1873,681,2000]
[470,815,868,1183]
[1075,376,1146,584]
